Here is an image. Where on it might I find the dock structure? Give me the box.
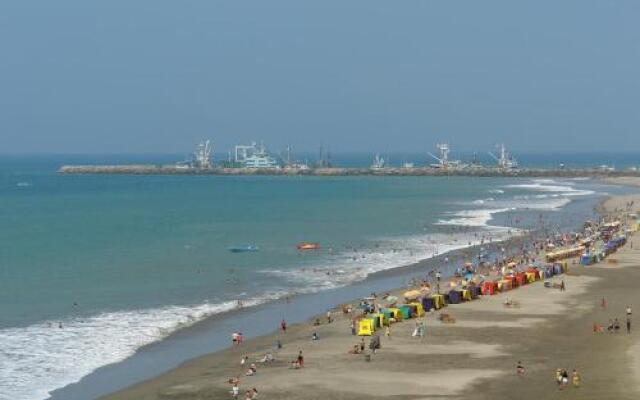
[57,164,640,178]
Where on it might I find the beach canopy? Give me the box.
[448,290,462,304]
[469,285,482,298]
[408,302,425,317]
[421,296,436,312]
[399,305,412,319]
[386,307,404,321]
[403,290,421,300]
[358,319,375,336]
[482,281,497,295]
[431,294,445,309]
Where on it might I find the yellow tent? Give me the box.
[409,302,425,317]
[370,313,389,327]
[431,294,445,309]
[461,289,472,301]
[358,318,375,336]
[388,307,403,322]
[525,272,536,283]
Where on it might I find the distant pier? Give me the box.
[58,164,640,178]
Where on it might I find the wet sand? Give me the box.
[103,193,640,400]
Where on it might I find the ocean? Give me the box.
[0,154,635,400]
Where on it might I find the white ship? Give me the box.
[428,143,465,169]
[234,142,279,169]
[370,154,386,169]
[489,144,518,169]
[189,140,213,169]
[282,145,309,171]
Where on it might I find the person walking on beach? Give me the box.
[572,369,581,388]
[297,350,304,368]
[560,280,566,292]
[627,317,632,334]
[385,325,391,340]
[516,361,525,377]
[560,369,569,389]
[601,297,607,309]
[230,382,240,399]
[280,319,287,333]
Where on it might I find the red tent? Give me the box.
[482,281,498,295]
[504,275,518,288]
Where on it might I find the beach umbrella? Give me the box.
[381,295,398,306]
[403,290,421,300]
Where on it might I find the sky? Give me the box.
[0,1,638,155]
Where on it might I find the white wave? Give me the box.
[436,208,513,228]
[261,230,515,290]
[0,293,285,400]
[505,182,594,197]
[488,189,504,194]
[472,197,495,205]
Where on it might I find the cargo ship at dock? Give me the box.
[57,141,640,178]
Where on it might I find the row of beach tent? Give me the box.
[357,262,569,336]
[581,235,627,265]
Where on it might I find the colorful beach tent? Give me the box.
[369,313,382,328]
[448,290,462,304]
[387,308,403,322]
[461,289,472,301]
[469,285,482,299]
[409,302,425,317]
[525,272,536,283]
[504,275,517,288]
[498,279,512,291]
[515,273,527,286]
[482,281,497,295]
[399,305,412,319]
[381,309,394,321]
[358,319,375,336]
[431,294,445,309]
[421,296,436,311]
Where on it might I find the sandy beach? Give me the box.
[102,189,640,400]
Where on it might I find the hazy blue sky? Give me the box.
[1,1,638,154]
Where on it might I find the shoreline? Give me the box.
[48,229,531,400]
[98,190,640,400]
[44,181,630,400]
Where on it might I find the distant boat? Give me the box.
[297,242,321,251]
[228,245,259,253]
[370,154,386,170]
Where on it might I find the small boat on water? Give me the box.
[228,245,259,253]
[297,242,321,251]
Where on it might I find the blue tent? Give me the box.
[421,297,435,312]
[448,290,462,304]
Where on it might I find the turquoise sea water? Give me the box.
[0,154,633,400]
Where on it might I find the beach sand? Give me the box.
[103,191,640,400]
